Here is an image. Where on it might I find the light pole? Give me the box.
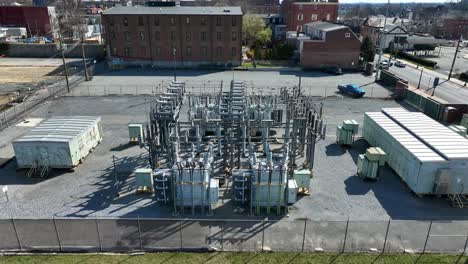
[173,48,177,82]
[375,0,390,81]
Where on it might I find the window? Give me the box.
[155,47,161,56]
[124,31,130,41]
[297,14,303,21]
[201,47,207,56]
[201,32,207,41]
[326,14,330,21]
[201,17,207,25]
[186,17,190,24]
[345,33,351,38]
[138,16,144,26]
[296,26,302,32]
[170,17,175,26]
[171,31,176,41]
[123,17,128,26]
[124,47,131,56]
[232,17,237,26]
[186,46,192,56]
[231,47,237,57]
[154,18,159,26]
[155,31,160,40]
[231,32,237,41]
[216,17,222,26]
[139,31,145,40]
[311,14,318,21]
[217,32,222,41]
[216,47,222,57]
[186,32,191,41]
[298,4,303,10]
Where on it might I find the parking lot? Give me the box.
[429,46,468,75]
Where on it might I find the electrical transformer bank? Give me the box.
[135,81,326,215]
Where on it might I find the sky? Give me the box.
[339,0,449,3]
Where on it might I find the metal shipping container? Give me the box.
[12,116,102,169]
[363,112,447,194]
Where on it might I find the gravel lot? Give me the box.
[0,95,465,221]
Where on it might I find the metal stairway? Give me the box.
[448,194,468,208]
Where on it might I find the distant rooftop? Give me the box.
[304,21,346,32]
[102,5,243,16]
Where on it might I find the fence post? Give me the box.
[422,220,433,254]
[179,220,183,249]
[120,86,122,95]
[95,215,102,252]
[11,218,22,251]
[52,218,62,252]
[382,218,391,253]
[88,85,90,96]
[14,106,17,119]
[221,221,225,252]
[261,220,265,252]
[4,112,7,127]
[104,86,107,96]
[301,218,307,252]
[137,216,143,251]
[456,234,468,264]
[342,217,349,253]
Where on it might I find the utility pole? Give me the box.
[57,18,71,93]
[417,68,423,89]
[448,36,462,80]
[375,0,390,81]
[173,48,177,82]
[81,36,90,81]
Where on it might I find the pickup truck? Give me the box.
[337,84,366,98]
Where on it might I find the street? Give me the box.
[385,61,468,104]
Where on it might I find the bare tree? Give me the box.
[55,0,87,41]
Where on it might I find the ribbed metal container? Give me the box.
[12,116,102,169]
[364,110,468,194]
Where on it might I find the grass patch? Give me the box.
[0,252,466,264]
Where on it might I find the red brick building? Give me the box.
[0,6,57,38]
[102,5,243,68]
[443,19,468,39]
[280,0,338,32]
[296,22,360,69]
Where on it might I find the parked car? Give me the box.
[337,84,366,98]
[323,67,343,75]
[394,61,406,68]
[382,59,393,66]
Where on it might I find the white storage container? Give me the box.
[287,179,298,204]
[12,116,102,169]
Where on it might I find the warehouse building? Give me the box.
[363,108,468,199]
[0,6,57,38]
[101,4,243,68]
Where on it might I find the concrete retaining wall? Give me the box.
[2,43,105,59]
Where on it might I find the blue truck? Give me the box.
[337,84,366,98]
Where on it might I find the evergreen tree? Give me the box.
[361,36,376,63]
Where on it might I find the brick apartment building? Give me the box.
[0,6,57,38]
[280,0,338,32]
[101,5,242,67]
[443,19,468,39]
[290,22,360,69]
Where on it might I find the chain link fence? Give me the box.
[68,82,393,99]
[0,218,466,254]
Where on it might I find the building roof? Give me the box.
[406,35,450,45]
[304,21,347,32]
[102,5,242,16]
[13,116,101,143]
